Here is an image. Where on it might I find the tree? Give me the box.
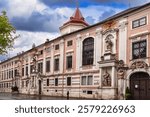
[0,11,17,54]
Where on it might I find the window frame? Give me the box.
[55,78,58,86]
[67,77,72,86]
[132,40,147,59]
[81,75,93,86]
[82,37,94,66]
[54,58,59,71]
[66,55,72,69]
[46,60,50,72]
[46,79,49,86]
[55,44,59,50]
[132,16,147,29]
[67,40,73,47]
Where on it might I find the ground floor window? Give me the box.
[55,78,58,86]
[67,77,71,86]
[83,90,93,95]
[81,75,93,85]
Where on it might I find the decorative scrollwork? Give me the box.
[130,60,148,70]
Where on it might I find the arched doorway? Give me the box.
[130,72,150,100]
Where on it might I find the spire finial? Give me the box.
[76,0,79,8]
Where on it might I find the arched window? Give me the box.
[82,37,94,65]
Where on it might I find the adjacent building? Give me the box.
[0,3,150,99]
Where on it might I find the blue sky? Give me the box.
[0,0,149,61]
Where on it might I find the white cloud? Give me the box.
[7,0,37,19]
[8,30,59,57]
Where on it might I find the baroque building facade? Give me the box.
[0,3,150,99]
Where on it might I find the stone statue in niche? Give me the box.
[105,35,113,52]
[102,71,111,86]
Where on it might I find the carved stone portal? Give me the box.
[102,71,111,86]
[130,60,148,70]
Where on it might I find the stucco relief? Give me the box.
[130,60,148,70]
[102,71,111,86]
[117,60,126,79]
[105,34,113,53]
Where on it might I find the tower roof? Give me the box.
[63,7,89,26]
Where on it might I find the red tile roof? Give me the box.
[63,7,89,26]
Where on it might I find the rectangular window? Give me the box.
[15,69,18,77]
[81,76,93,85]
[55,44,59,50]
[87,76,93,85]
[22,68,24,76]
[54,58,59,71]
[67,40,73,46]
[38,62,43,73]
[66,56,72,69]
[47,79,49,86]
[132,17,146,29]
[12,70,13,78]
[67,77,71,86]
[81,76,86,85]
[26,66,28,76]
[30,65,34,74]
[46,47,51,53]
[9,70,11,79]
[39,50,43,55]
[132,40,146,59]
[55,78,58,86]
[46,60,50,72]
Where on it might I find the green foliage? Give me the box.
[0,11,17,54]
[125,87,132,100]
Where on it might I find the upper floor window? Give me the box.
[26,66,28,75]
[66,56,72,69]
[132,40,146,59]
[132,17,147,29]
[67,40,73,46]
[22,68,24,76]
[55,44,59,50]
[39,50,43,55]
[54,58,59,71]
[38,62,43,73]
[46,60,50,72]
[82,37,94,66]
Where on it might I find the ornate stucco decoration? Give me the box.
[102,28,118,35]
[102,70,111,86]
[105,34,113,52]
[117,60,128,79]
[130,60,148,71]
